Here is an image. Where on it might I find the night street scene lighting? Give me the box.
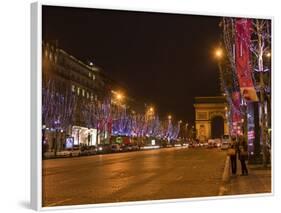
[41,6,272,207]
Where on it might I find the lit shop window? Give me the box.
[77,87,80,96]
[82,89,85,97]
[71,85,75,92]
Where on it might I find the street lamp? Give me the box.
[116,93,123,101]
[168,115,172,120]
[214,47,225,93]
[265,52,271,58]
[214,48,223,59]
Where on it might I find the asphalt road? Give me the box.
[42,147,227,207]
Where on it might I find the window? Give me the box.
[88,72,92,78]
[92,74,95,80]
[82,89,85,97]
[77,87,80,96]
[86,92,89,99]
[71,85,75,92]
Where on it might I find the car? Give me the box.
[110,144,121,152]
[221,142,230,150]
[214,138,222,148]
[121,144,140,152]
[131,144,140,151]
[194,143,200,147]
[97,144,111,154]
[189,141,199,148]
[79,145,97,156]
[222,135,230,144]
[221,135,231,150]
[207,139,215,148]
[56,150,72,157]
[88,145,97,155]
[203,142,208,147]
[199,143,205,147]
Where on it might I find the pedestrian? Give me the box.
[228,136,237,175]
[238,137,248,176]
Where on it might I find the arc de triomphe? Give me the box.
[194,96,229,142]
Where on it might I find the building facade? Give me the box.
[42,41,114,151]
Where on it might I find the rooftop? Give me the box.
[194,96,226,104]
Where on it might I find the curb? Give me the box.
[222,156,230,182]
[219,155,230,196]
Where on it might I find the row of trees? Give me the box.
[42,78,181,143]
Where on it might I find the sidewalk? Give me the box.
[223,161,272,196]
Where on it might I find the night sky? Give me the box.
[42,5,222,124]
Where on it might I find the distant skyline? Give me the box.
[43,6,222,123]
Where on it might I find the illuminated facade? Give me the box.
[194,96,229,142]
[42,41,114,150]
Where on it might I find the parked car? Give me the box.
[68,145,80,157]
[110,144,121,152]
[97,144,111,154]
[88,145,97,155]
[121,144,139,152]
[79,145,97,156]
[56,150,72,157]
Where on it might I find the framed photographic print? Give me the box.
[31,1,273,210]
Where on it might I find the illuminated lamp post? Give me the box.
[214,47,224,93]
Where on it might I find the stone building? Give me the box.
[42,41,114,151]
[194,96,229,142]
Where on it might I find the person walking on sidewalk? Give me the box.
[238,137,249,176]
[228,136,237,175]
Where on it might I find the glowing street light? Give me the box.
[149,107,154,113]
[266,52,271,58]
[168,115,172,120]
[116,93,123,101]
[214,48,223,59]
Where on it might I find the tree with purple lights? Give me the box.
[222,17,271,166]
[42,78,76,155]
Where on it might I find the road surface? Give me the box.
[42,147,226,207]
